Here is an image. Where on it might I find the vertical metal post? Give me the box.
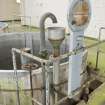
[68,31,84,96]
[20,48,34,105]
[12,16,15,32]
[25,34,33,54]
[42,62,51,105]
[41,63,46,105]
[3,93,6,105]
[29,68,34,105]
[45,62,50,105]
[12,50,21,105]
[49,69,55,105]
[96,47,100,69]
[96,27,105,69]
[21,48,31,68]
[29,16,31,32]
[53,57,60,103]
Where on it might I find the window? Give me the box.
[16,0,20,3]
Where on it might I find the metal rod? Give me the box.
[60,39,105,59]
[12,39,105,66]
[45,63,50,105]
[29,69,34,105]
[96,49,100,69]
[32,98,42,105]
[0,88,43,92]
[12,51,21,105]
[41,63,46,105]
[54,88,67,97]
[12,48,48,63]
[54,96,68,105]
[53,57,60,103]
[3,93,6,105]
[96,27,105,69]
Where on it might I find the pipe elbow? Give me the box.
[40,12,57,53]
[48,13,57,23]
[40,12,57,26]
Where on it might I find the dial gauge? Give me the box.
[68,0,91,31]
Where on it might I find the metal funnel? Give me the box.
[48,27,65,57]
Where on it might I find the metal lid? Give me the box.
[47,27,65,41]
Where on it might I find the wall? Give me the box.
[0,0,20,21]
[20,0,68,27]
[85,0,105,38]
[21,0,105,38]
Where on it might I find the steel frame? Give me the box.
[11,38,105,105]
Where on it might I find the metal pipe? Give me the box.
[41,62,46,105]
[12,48,48,63]
[96,27,105,69]
[60,39,105,60]
[29,68,34,105]
[53,57,60,102]
[0,88,43,92]
[40,12,57,52]
[21,48,31,68]
[54,96,68,105]
[32,98,42,105]
[45,63,51,105]
[12,50,21,105]
[41,62,51,105]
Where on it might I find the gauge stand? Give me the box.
[68,31,84,96]
[48,27,65,103]
[67,0,91,97]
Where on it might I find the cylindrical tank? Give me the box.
[0,32,40,69]
[0,32,69,70]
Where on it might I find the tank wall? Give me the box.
[0,32,69,70]
[0,33,25,69]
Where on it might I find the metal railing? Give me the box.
[1,24,102,105]
[11,15,32,32]
[12,48,48,105]
[11,35,105,105]
[0,15,33,33]
[96,27,105,69]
